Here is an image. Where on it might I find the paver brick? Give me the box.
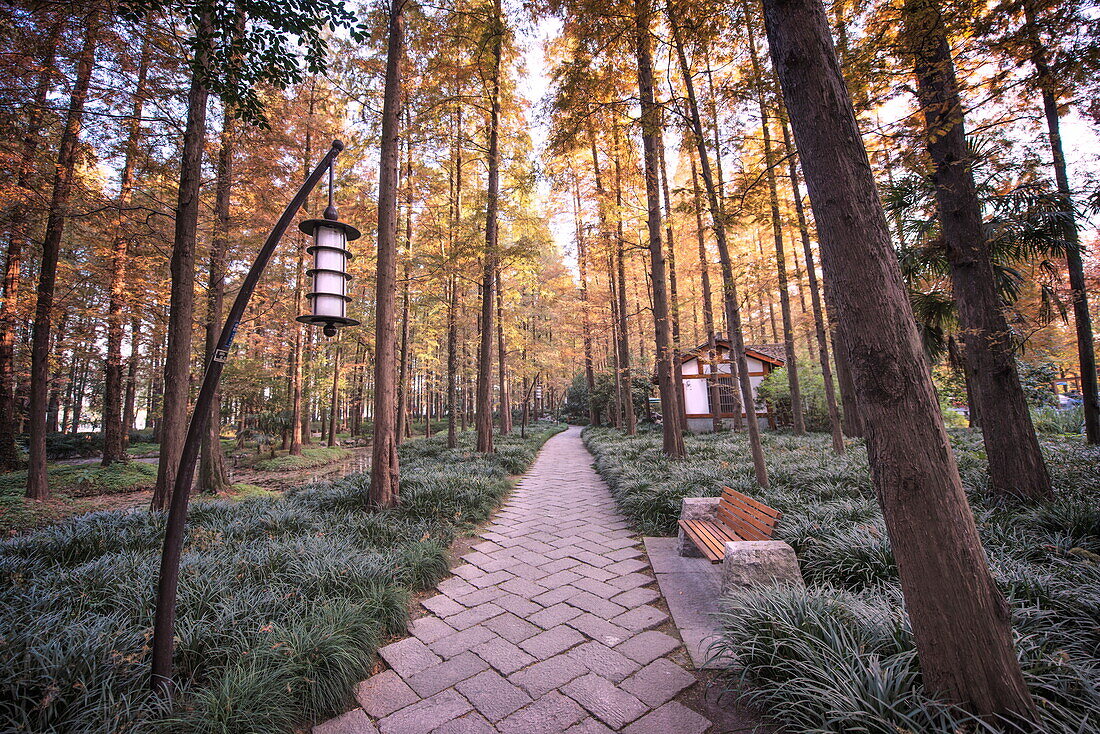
[508,655,587,698]
[518,624,584,659]
[615,630,681,665]
[563,673,648,730]
[567,590,627,618]
[355,670,418,718]
[431,713,495,733]
[492,592,543,617]
[408,616,456,645]
[378,637,442,679]
[473,636,537,675]
[496,691,588,734]
[565,719,616,734]
[437,576,478,598]
[623,701,711,734]
[528,601,582,629]
[568,640,642,683]
[485,612,540,643]
[378,689,472,734]
[405,651,490,698]
[622,657,698,707]
[572,577,622,599]
[612,604,669,633]
[567,613,632,647]
[428,624,496,659]
[422,594,465,618]
[446,602,505,630]
[313,708,378,734]
[455,670,532,722]
[611,586,660,608]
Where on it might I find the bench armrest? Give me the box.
[720,540,804,595]
[676,497,721,557]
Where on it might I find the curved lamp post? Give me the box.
[150,140,358,695]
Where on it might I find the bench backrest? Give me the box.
[718,487,781,541]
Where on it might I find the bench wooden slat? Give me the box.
[680,487,782,563]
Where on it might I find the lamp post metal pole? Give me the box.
[150,140,346,696]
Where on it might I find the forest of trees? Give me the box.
[1,0,1098,725]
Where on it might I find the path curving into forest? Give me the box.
[314,426,758,734]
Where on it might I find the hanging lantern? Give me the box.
[297,165,361,337]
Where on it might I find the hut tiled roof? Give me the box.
[679,337,785,367]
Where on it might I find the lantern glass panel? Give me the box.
[316,225,346,251]
[316,247,346,272]
[314,271,346,297]
[314,293,345,318]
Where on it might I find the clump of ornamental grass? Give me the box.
[583,426,1100,734]
[0,424,564,732]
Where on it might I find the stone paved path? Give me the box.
[314,426,718,734]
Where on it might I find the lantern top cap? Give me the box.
[299,217,361,241]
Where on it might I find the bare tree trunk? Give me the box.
[669,9,767,485]
[476,0,503,454]
[289,83,317,457]
[103,38,151,466]
[657,128,688,431]
[607,252,623,427]
[690,154,727,433]
[778,105,844,452]
[903,0,1051,501]
[123,317,141,442]
[744,19,805,434]
[369,0,404,508]
[762,0,1037,719]
[634,0,684,458]
[328,336,340,447]
[496,270,511,434]
[446,104,462,448]
[199,112,234,494]
[152,17,210,510]
[575,179,600,427]
[611,132,637,435]
[26,12,100,500]
[0,17,63,471]
[1023,3,1098,444]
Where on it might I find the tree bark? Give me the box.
[328,337,340,446]
[26,12,100,499]
[903,0,1051,501]
[152,18,210,510]
[0,16,63,472]
[369,0,404,507]
[634,0,684,458]
[690,154,727,433]
[123,317,141,441]
[744,19,805,434]
[669,8,767,484]
[199,112,234,494]
[1023,2,1098,443]
[658,129,687,431]
[446,108,462,448]
[289,84,317,457]
[476,0,503,454]
[611,130,637,435]
[778,105,844,452]
[762,0,1038,719]
[575,177,600,427]
[496,270,511,434]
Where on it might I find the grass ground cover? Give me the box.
[250,446,351,472]
[583,426,1100,733]
[0,424,564,733]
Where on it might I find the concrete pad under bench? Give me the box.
[643,537,724,669]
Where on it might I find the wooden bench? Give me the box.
[677,487,782,562]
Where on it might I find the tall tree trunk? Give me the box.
[496,270,511,434]
[1,16,63,471]
[575,179,600,427]
[152,19,210,510]
[369,0,404,508]
[1023,3,1098,444]
[690,154,727,433]
[607,252,623,427]
[199,112,234,494]
[396,124,414,445]
[744,20,805,434]
[289,83,317,457]
[762,0,1038,720]
[669,8,767,485]
[778,105,844,452]
[26,12,100,500]
[103,37,151,466]
[611,131,637,435]
[634,0,684,458]
[658,128,688,431]
[476,0,503,454]
[123,317,141,441]
[903,0,1051,501]
[328,336,340,446]
[446,105,462,448]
